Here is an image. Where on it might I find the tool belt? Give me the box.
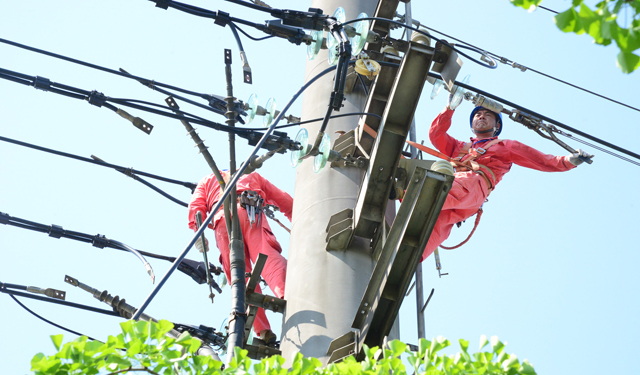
[238,190,264,227]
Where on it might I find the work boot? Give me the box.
[254,329,277,346]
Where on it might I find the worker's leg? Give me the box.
[239,209,287,299]
[215,221,271,335]
[421,173,488,261]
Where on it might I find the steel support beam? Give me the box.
[352,42,435,239]
[352,164,453,348]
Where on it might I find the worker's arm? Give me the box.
[188,175,216,231]
[505,140,577,172]
[429,107,466,157]
[252,173,293,221]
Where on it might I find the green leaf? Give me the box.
[555,8,579,32]
[458,339,469,353]
[617,50,640,72]
[387,340,407,357]
[490,336,505,354]
[50,334,64,351]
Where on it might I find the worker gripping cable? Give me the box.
[419,94,593,262]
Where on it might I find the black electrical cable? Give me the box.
[8,295,99,341]
[432,73,640,164]
[0,37,214,100]
[416,25,640,114]
[538,6,559,14]
[0,286,120,318]
[233,22,275,41]
[0,135,196,190]
[340,17,497,69]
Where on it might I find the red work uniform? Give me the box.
[422,107,576,261]
[188,171,293,335]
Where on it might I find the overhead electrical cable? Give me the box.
[0,68,298,152]
[0,38,213,100]
[8,294,99,341]
[0,135,197,191]
[1,283,120,318]
[415,25,640,114]
[0,212,223,287]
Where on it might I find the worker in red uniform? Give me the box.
[422,99,592,261]
[188,170,293,345]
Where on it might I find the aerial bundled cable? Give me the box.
[405,22,640,114]
[0,212,223,291]
[0,67,300,152]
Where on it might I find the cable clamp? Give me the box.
[88,91,107,108]
[92,234,108,249]
[0,212,9,225]
[215,10,230,27]
[511,61,527,72]
[48,224,64,239]
[33,76,51,91]
[153,0,170,9]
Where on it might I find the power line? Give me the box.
[415,25,640,114]
[0,135,197,190]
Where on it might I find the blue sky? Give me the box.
[1,1,638,374]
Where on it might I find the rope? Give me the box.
[440,208,483,250]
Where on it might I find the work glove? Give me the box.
[568,149,593,166]
[195,235,209,253]
[447,92,462,110]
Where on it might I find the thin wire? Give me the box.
[342,17,497,69]
[233,22,275,41]
[9,295,99,341]
[538,6,559,14]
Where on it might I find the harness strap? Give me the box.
[440,208,483,250]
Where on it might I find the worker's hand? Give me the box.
[568,149,593,166]
[195,236,209,253]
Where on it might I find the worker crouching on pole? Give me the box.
[421,97,592,261]
[188,170,293,345]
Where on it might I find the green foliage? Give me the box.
[30,321,536,375]
[510,0,640,73]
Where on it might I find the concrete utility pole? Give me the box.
[280,0,378,362]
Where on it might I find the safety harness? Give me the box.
[440,138,502,250]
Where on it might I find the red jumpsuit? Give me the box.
[421,107,576,261]
[188,171,293,335]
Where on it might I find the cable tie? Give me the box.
[0,212,9,225]
[215,10,230,27]
[92,234,108,249]
[33,76,51,91]
[154,0,170,10]
[87,90,106,107]
[48,224,64,239]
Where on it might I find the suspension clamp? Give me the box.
[33,76,51,91]
[153,0,170,9]
[215,11,231,27]
[88,91,107,108]
[0,212,9,224]
[48,224,64,239]
[92,234,108,248]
